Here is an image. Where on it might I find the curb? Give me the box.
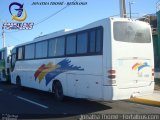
[128,98,160,107]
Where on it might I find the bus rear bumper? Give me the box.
[103,82,154,100]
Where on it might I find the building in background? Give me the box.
[138,13,159,71]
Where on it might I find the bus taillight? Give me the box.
[108,75,116,79]
[108,70,116,74]
[108,70,116,79]
[152,68,154,77]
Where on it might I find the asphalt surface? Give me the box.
[0,82,160,119]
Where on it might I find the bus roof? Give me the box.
[13,17,150,48]
[13,18,110,48]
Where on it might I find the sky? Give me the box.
[0,0,158,48]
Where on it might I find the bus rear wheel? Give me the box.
[53,81,64,101]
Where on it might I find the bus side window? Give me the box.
[48,37,65,57]
[48,39,56,57]
[77,32,88,54]
[66,35,76,55]
[11,54,16,71]
[55,37,65,56]
[11,48,17,71]
[89,30,96,53]
[89,27,103,54]
[17,47,24,60]
[35,41,48,58]
[25,44,35,59]
[96,28,103,53]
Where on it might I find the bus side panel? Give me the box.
[66,74,103,99]
[66,73,77,97]
[65,56,104,99]
[11,56,103,100]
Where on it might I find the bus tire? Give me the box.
[53,81,64,101]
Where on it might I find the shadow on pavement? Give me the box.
[0,82,112,119]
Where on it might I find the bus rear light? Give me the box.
[152,68,154,76]
[108,75,116,79]
[108,69,116,79]
[152,68,154,80]
[108,70,116,74]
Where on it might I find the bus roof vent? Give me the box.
[51,29,72,34]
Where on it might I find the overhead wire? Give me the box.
[2,0,78,47]
[5,0,76,34]
[7,34,21,42]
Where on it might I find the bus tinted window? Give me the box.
[48,39,56,57]
[77,32,88,54]
[113,22,151,43]
[35,41,47,58]
[96,29,103,52]
[17,47,23,60]
[55,37,65,56]
[0,51,5,60]
[11,48,16,69]
[48,37,65,57]
[89,31,96,53]
[66,35,76,55]
[25,44,35,59]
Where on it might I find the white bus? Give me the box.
[0,46,13,82]
[10,17,154,101]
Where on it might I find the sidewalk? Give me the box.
[129,91,160,107]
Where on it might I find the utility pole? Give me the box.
[2,26,5,48]
[0,20,6,48]
[129,2,135,18]
[129,2,132,18]
[119,0,126,18]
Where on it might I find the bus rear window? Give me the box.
[113,22,151,43]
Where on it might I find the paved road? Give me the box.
[0,82,160,119]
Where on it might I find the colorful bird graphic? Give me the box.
[34,63,59,83]
[34,59,84,86]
